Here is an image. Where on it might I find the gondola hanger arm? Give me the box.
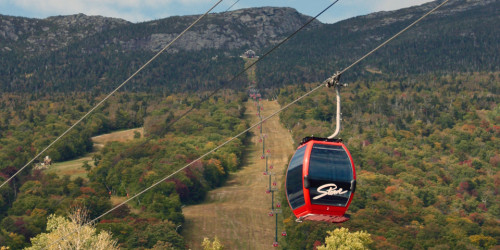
[323,72,346,139]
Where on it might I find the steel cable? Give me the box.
[0,1,224,189]
[43,1,343,247]
[86,0,450,230]
[45,0,451,247]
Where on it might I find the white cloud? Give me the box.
[0,0,437,23]
[374,0,434,11]
[2,0,218,22]
[340,0,434,13]
[319,0,435,23]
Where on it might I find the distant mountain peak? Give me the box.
[0,2,497,92]
[0,7,319,55]
[45,13,129,25]
[108,7,321,53]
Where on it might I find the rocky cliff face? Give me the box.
[1,0,494,56]
[0,14,129,54]
[0,7,319,55]
[123,7,321,52]
[0,0,497,93]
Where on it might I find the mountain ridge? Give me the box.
[0,7,319,55]
[255,0,500,86]
[0,0,498,92]
[0,13,129,54]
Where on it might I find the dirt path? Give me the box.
[182,100,295,249]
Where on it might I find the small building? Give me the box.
[242,49,256,58]
[44,156,52,166]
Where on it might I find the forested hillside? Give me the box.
[0,91,249,248]
[0,92,147,247]
[277,72,499,249]
[256,0,500,87]
[0,0,499,248]
[0,92,147,173]
[0,7,316,93]
[0,0,498,93]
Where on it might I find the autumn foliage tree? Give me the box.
[25,208,118,250]
[202,236,224,250]
[279,73,499,249]
[317,228,373,250]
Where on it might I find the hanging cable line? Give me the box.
[46,0,450,247]
[90,0,343,173]
[337,0,449,76]
[225,0,241,12]
[0,0,224,190]
[165,0,342,128]
[46,0,337,239]
[89,0,449,227]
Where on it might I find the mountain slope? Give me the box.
[0,7,318,55]
[0,7,318,93]
[0,14,129,54]
[182,100,294,249]
[0,0,498,93]
[256,0,500,87]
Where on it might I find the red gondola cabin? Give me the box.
[285,137,356,223]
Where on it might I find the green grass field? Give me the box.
[46,155,93,180]
[45,127,143,180]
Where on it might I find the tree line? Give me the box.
[0,91,249,248]
[276,72,499,249]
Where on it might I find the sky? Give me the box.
[0,0,434,24]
